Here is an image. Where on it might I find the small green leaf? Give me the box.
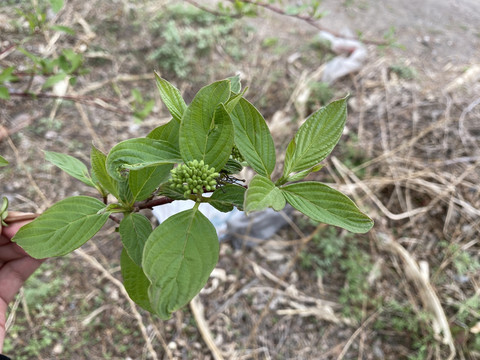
[155,72,187,123]
[0,86,9,100]
[142,207,219,319]
[224,89,247,114]
[227,75,241,93]
[0,67,17,82]
[42,72,67,89]
[0,155,8,167]
[129,165,172,202]
[244,175,286,213]
[179,80,233,170]
[45,150,96,188]
[90,145,119,198]
[120,249,154,313]
[117,178,134,206]
[281,182,373,233]
[13,196,109,258]
[119,213,152,266]
[230,98,276,178]
[49,25,75,35]
[279,164,323,184]
[209,184,246,212]
[283,97,347,177]
[222,158,243,174]
[48,0,64,13]
[106,138,181,181]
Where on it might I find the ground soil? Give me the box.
[1,1,479,359]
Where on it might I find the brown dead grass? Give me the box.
[1,1,479,359]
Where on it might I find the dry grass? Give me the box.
[1,1,479,359]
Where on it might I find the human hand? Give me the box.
[0,214,44,353]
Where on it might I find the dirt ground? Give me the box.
[1,0,479,359]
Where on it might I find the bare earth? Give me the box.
[1,1,479,359]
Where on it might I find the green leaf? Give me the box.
[209,184,246,212]
[42,72,67,89]
[281,182,373,233]
[0,86,9,100]
[48,0,64,13]
[49,25,75,35]
[12,196,109,258]
[280,164,323,184]
[155,73,187,123]
[90,145,119,198]
[129,165,172,202]
[283,97,347,177]
[119,213,152,266]
[227,75,241,93]
[106,137,181,181]
[45,150,96,188]
[147,118,180,148]
[224,89,246,114]
[244,175,286,213]
[156,183,187,201]
[0,67,17,82]
[0,155,8,167]
[179,80,233,170]
[142,207,219,319]
[117,178,134,206]
[222,158,243,174]
[230,98,276,178]
[61,49,83,73]
[120,249,154,313]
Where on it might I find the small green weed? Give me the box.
[375,300,436,360]
[307,81,334,109]
[148,4,244,79]
[389,64,416,80]
[299,226,374,321]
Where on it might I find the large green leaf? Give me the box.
[0,155,8,167]
[119,213,152,266]
[129,165,172,202]
[155,73,187,124]
[147,118,180,148]
[106,138,181,180]
[179,81,233,170]
[244,175,286,214]
[120,249,154,313]
[230,98,276,178]
[281,182,373,233]
[12,196,109,258]
[142,207,219,319]
[204,104,235,170]
[45,150,96,188]
[209,184,246,212]
[90,145,119,198]
[283,97,347,178]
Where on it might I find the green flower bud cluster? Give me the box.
[169,160,219,198]
[230,145,244,162]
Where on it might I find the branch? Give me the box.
[184,0,241,18]
[8,91,134,116]
[135,196,176,210]
[230,0,388,46]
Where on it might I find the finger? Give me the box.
[1,220,32,240]
[0,257,45,305]
[0,243,28,261]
